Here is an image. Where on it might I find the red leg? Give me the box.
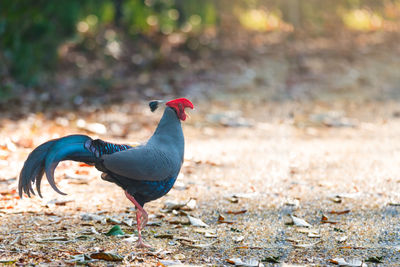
[124,191,151,248]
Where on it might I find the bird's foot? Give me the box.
[135,238,151,248]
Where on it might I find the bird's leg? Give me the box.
[135,208,150,248]
[124,191,151,248]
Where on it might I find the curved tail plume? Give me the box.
[19,135,95,198]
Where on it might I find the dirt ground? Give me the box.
[1,47,400,266]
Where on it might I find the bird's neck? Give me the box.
[149,107,184,147]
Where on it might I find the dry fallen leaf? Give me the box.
[123,235,139,243]
[180,240,217,248]
[162,199,197,213]
[106,217,121,225]
[162,201,187,212]
[154,233,174,239]
[81,213,106,224]
[225,209,247,215]
[336,235,348,242]
[329,209,351,215]
[290,215,312,227]
[123,218,133,227]
[218,213,234,224]
[226,257,264,267]
[168,216,190,225]
[184,199,197,210]
[321,214,338,224]
[296,228,315,233]
[46,199,74,206]
[293,240,321,248]
[328,257,364,266]
[308,232,321,238]
[233,235,245,243]
[187,215,209,227]
[66,254,92,264]
[90,252,123,261]
[193,228,217,238]
[158,260,182,266]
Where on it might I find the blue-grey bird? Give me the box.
[18,98,194,247]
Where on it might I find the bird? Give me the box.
[18,97,194,248]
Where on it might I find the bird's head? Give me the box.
[149,98,194,121]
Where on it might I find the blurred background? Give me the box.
[1,0,400,115]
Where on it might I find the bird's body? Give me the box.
[18,98,194,247]
[92,107,184,206]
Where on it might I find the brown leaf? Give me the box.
[218,214,234,224]
[321,214,338,224]
[225,209,247,215]
[329,209,351,215]
[154,233,174,239]
[90,252,123,261]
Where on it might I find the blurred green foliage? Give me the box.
[0,0,217,87]
[0,0,399,93]
[0,1,82,84]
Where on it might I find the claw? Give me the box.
[136,238,152,248]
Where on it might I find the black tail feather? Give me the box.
[18,140,56,198]
[18,135,95,198]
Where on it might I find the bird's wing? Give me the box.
[101,145,180,181]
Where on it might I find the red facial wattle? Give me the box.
[166,98,194,121]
